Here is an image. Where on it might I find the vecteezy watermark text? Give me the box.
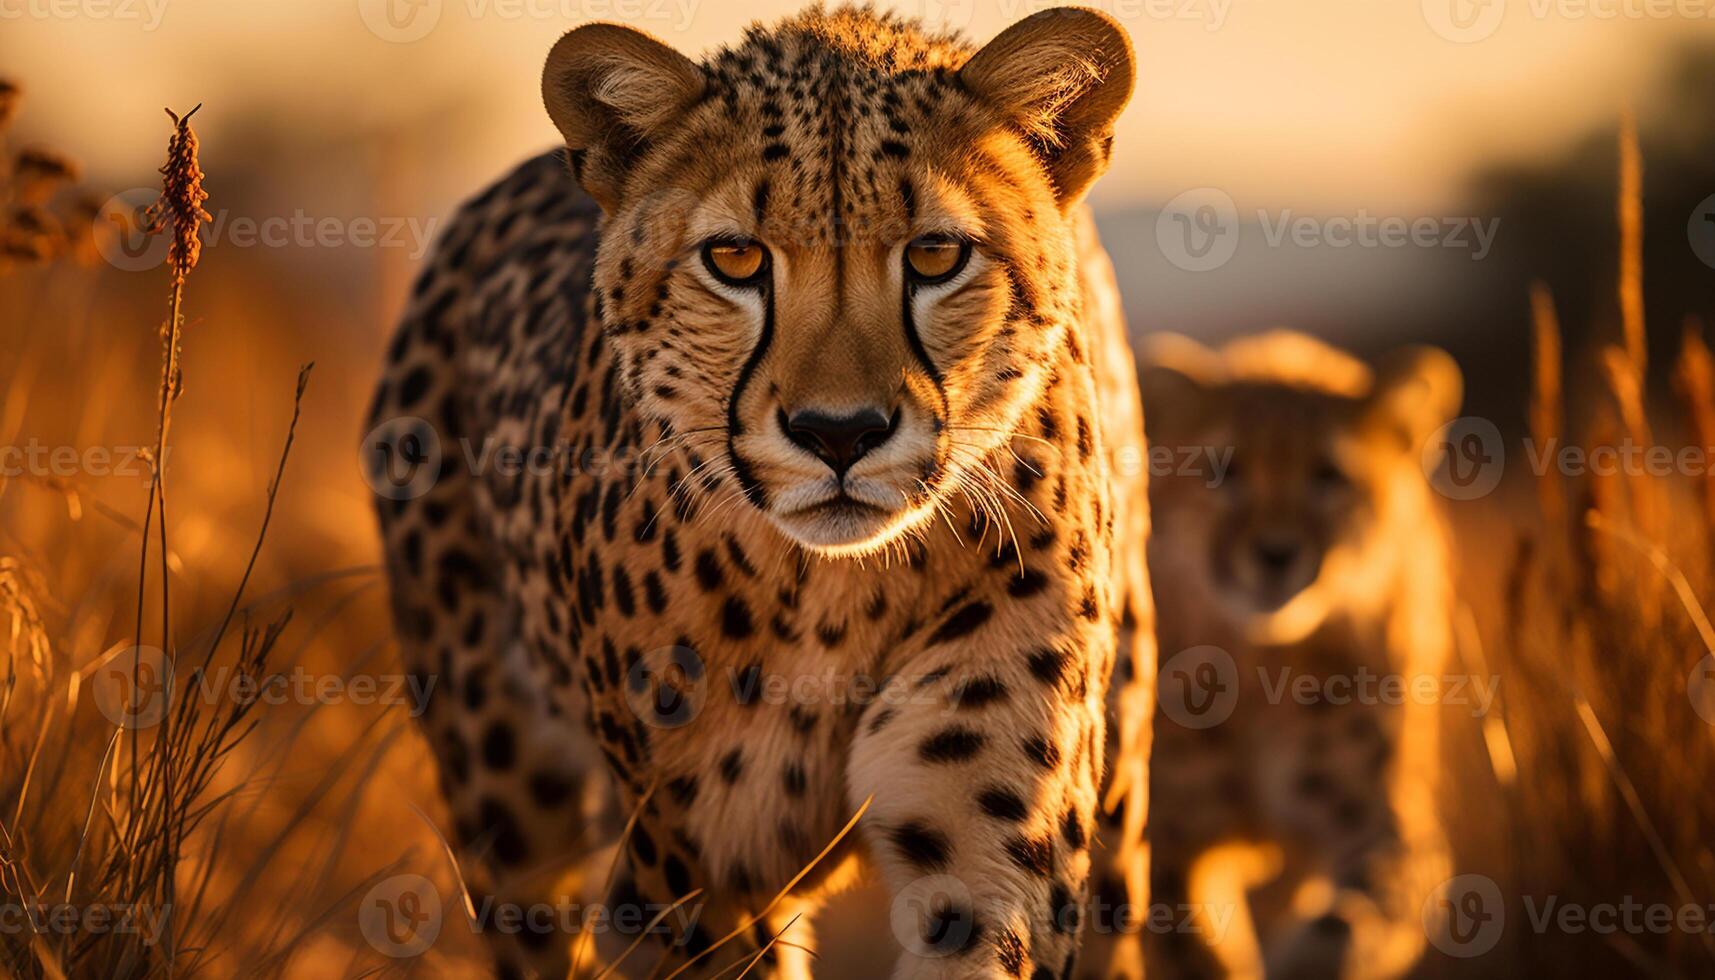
[0,0,168,30]
[96,189,441,272]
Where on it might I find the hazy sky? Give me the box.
[3,0,1711,212]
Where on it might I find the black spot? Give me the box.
[1048,881,1079,933]
[664,854,693,897]
[528,770,574,807]
[731,662,764,706]
[922,901,981,954]
[719,747,745,784]
[782,762,807,797]
[611,564,636,617]
[398,367,431,406]
[667,774,699,806]
[919,726,986,763]
[952,675,1009,710]
[721,597,755,638]
[889,820,950,869]
[1026,648,1069,687]
[1061,807,1087,850]
[463,665,489,711]
[643,572,669,614]
[1005,834,1053,878]
[929,601,993,645]
[661,528,682,572]
[630,823,658,866]
[1009,568,1049,597]
[477,797,529,865]
[694,549,723,591]
[481,723,515,770]
[1022,734,1060,771]
[977,786,1028,821]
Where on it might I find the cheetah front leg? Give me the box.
[1257,699,1450,980]
[849,589,1113,979]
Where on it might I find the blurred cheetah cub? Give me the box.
[1141,330,1459,980]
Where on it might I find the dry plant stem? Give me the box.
[1529,281,1565,535]
[1618,108,1645,376]
[128,104,204,832]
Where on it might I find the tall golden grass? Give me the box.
[0,81,1709,978]
[0,92,332,979]
[1451,120,1715,976]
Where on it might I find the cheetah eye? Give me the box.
[905,235,970,284]
[702,238,769,287]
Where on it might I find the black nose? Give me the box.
[1254,538,1300,574]
[782,408,896,476]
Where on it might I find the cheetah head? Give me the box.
[1142,331,1462,645]
[542,8,1133,557]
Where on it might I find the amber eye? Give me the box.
[702,239,768,286]
[905,236,970,283]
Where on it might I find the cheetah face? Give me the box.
[1143,335,1461,645]
[542,9,1134,557]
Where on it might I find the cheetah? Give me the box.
[1138,331,1458,980]
[366,7,1155,977]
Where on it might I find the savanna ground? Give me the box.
[0,85,1712,979]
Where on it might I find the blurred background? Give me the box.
[2,0,1713,976]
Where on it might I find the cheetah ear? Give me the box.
[958,7,1135,208]
[543,22,704,211]
[1365,346,1463,451]
[1140,334,1224,444]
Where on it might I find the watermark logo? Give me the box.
[1156,188,1240,273]
[912,0,976,29]
[93,192,441,271]
[92,645,173,730]
[1691,194,1715,270]
[362,416,444,501]
[358,0,442,41]
[1425,416,1505,500]
[94,189,170,273]
[891,874,978,958]
[1156,645,1238,729]
[1257,210,1499,260]
[1425,874,1505,957]
[1423,0,1506,42]
[624,645,707,729]
[0,0,169,30]
[360,874,442,958]
[1690,654,1715,725]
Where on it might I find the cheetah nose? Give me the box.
[781,407,898,476]
[1253,538,1300,574]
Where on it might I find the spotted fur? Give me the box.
[1141,331,1458,980]
[370,7,1153,977]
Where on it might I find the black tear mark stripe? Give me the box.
[900,273,950,415]
[725,279,775,508]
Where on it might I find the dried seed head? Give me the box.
[2,205,61,262]
[149,104,210,285]
[13,147,81,205]
[0,80,19,132]
[64,191,105,266]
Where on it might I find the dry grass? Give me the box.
[0,92,330,979]
[0,79,1708,979]
[1446,120,1715,977]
